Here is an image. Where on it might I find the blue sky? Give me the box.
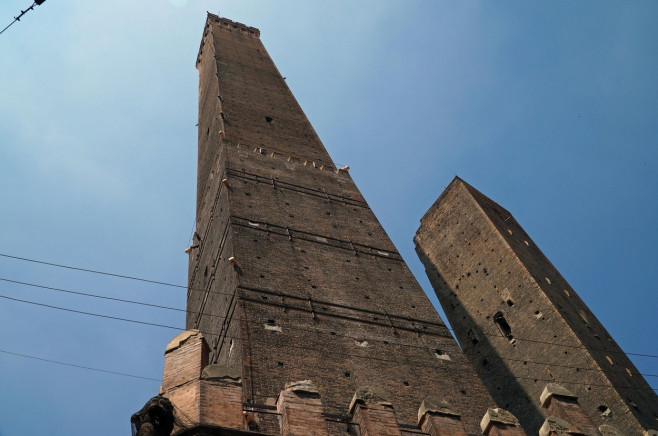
[0,1,656,435]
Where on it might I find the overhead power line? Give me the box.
[1,0,46,37]
[2,289,656,394]
[1,254,657,361]
[0,252,189,290]
[0,348,159,382]
[2,339,652,405]
[2,276,658,383]
[0,293,182,331]
[6,251,652,358]
[1,311,655,395]
[0,276,186,313]
[2,288,658,389]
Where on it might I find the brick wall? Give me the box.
[185,14,498,435]
[415,176,658,434]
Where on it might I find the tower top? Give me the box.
[419,176,512,227]
[197,13,260,65]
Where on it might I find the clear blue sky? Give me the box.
[0,1,656,435]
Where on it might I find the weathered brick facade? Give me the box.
[177,13,499,436]
[415,177,658,435]
[134,14,658,436]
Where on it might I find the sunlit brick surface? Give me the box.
[185,14,496,435]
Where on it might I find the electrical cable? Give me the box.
[1,267,658,361]
[0,1,45,37]
[0,348,160,382]
[0,252,190,290]
[2,251,657,385]
[0,275,238,321]
[3,278,657,381]
[0,294,182,330]
[3,249,656,360]
[2,291,656,393]
[0,276,186,313]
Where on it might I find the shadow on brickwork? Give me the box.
[427,273,546,435]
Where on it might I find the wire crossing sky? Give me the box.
[0,2,656,435]
[0,0,46,36]
[3,273,658,362]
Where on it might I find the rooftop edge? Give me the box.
[197,13,261,65]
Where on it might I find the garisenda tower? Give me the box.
[130,14,658,436]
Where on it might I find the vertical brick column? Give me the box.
[349,387,402,436]
[417,397,468,436]
[199,365,244,429]
[276,380,328,436]
[160,330,244,432]
[540,384,601,436]
[162,330,209,391]
[480,408,526,436]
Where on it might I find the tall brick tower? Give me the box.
[178,13,499,435]
[415,177,658,435]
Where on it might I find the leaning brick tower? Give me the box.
[173,13,500,436]
[415,177,658,435]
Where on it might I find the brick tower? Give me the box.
[415,177,658,435]
[175,13,500,435]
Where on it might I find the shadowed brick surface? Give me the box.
[415,176,658,435]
